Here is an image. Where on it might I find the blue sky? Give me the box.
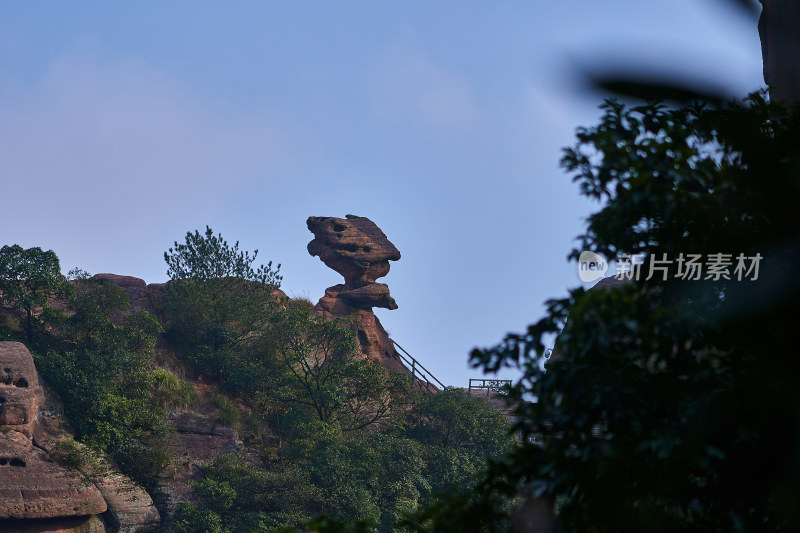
[0,1,763,386]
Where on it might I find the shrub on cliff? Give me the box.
[163,226,282,378]
[37,275,171,487]
[0,244,71,345]
[405,387,514,499]
[233,302,413,433]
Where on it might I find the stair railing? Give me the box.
[390,340,445,392]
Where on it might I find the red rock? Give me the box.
[91,274,165,323]
[92,469,160,533]
[307,215,400,290]
[1,341,160,531]
[338,283,397,310]
[307,216,411,375]
[0,341,45,436]
[0,429,107,520]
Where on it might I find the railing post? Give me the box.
[391,339,445,392]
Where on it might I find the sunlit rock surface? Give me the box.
[307,215,406,374]
[0,341,160,532]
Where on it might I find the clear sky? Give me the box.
[0,1,763,386]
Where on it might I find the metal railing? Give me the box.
[468,378,512,396]
[391,340,445,393]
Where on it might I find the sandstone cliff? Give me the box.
[0,341,159,532]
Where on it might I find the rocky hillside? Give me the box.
[0,216,514,532]
[1,341,159,532]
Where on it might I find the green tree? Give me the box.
[170,453,322,533]
[164,226,281,285]
[405,388,515,498]
[163,226,282,376]
[300,432,428,531]
[37,275,170,487]
[418,94,799,532]
[0,244,70,344]
[240,303,411,432]
[62,272,131,350]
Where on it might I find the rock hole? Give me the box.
[2,376,11,385]
[338,243,359,252]
[13,378,28,388]
[363,246,371,252]
[0,396,6,403]
[0,458,7,466]
[10,458,25,467]
[3,368,9,373]
[357,330,370,353]
[333,223,346,232]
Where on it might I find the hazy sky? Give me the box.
[0,1,763,386]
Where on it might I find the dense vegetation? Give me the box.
[0,229,515,532]
[412,93,800,531]
[161,228,515,532]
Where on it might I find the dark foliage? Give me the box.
[418,93,800,532]
[163,226,282,378]
[0,244,70,345]
[36,275,170,487]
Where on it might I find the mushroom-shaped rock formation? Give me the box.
[307,215,406,373]
[307,215,400,310]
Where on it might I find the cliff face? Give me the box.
[307,215,408,375]
[90,274,167,323]
[0,341,159,532]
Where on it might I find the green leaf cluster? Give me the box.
[35,275,171,487]
[0,244,70,344]
[163,227,283,377]
[159,228,517,532]
[173,389,514,533]
[425,93,800,532]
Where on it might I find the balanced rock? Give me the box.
[315,283,397,315]
[307,214,400,292]
[307,215,407,374]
